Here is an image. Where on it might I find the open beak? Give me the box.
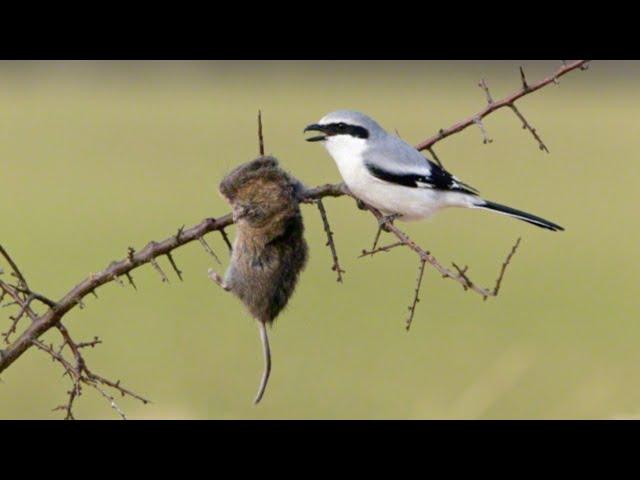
[304,124,327,142]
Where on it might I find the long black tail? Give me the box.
[474,200,564,232]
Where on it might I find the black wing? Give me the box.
[365,160,479,196]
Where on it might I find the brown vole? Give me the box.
[209,156,308,404]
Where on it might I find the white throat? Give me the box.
[323,135,369,183]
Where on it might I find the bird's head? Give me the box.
[304,110,385,151]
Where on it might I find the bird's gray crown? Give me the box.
[318,110,387,138]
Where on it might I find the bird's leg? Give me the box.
[379,213,401,231]
[370,213,401,251]
[208,268,230,291]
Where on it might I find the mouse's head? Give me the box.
[219,157,300,229]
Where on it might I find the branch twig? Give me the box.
[258,110,265,156]
[0,214,232,376]
[315,199,345,283]
[356,200,520,301]
[493,237,521,296]
[406,259,427,331]
[415,60,589,153]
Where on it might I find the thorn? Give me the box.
[198,236,221,265]
[219,229,233,253]
[166,252,184,282]
[427,147,444,168]
[519,65,529,90]
[509,104,549,153]
[175,225,185,242]
[478,78,494,104]
[258,110,265,156]
[473,117,493,145]
[150,258,169,283]
[125,272,137,290]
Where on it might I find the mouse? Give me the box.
[209,156,308,404]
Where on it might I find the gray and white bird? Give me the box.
[304,110,564,231]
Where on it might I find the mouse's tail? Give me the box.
[254,320,271,405]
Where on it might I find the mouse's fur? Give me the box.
[214,156,308,403]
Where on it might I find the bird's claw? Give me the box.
[378,213,400,232]
[368,213,401,252]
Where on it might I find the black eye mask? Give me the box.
[304,122,370,141]
[324,122,369,139]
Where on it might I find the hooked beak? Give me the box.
[304,124,327,142]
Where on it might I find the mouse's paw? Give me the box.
[208,268,230,291]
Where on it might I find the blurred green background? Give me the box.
[0,60,638,419]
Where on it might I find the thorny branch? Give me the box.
[1,246,151,419]
[0,216,233,418]
[415,60,589,161]
[351,199,522,330]
[0,61,587,418]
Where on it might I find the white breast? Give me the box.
[323,136,472,221]
[323,136,368,185]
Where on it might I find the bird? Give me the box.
[304,110,564,232]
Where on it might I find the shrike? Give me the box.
[304,110,563,231]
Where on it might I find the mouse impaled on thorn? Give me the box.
[209,156,308,404]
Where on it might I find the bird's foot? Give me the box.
[370,213,401,252]
[378,213,401,232]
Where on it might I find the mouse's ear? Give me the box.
[218,174,236,201]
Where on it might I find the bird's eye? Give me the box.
[337,123,346,130]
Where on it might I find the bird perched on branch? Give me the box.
[209,157,308,404]
[304,110,564,231]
